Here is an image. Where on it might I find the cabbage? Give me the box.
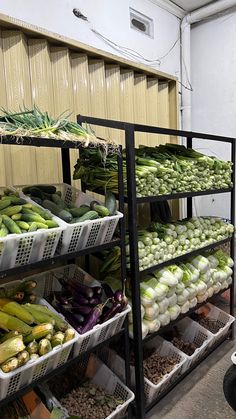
[179,264,192,285]
[207,254,219,269]
[128,302,145,324]
[195,279,207,295]
[158,312,171,326]
[185,262,200,282]
[168,304,181,321]
[129,322,149,339]
[140,282,157,307]
[158,297,169,314]
[197,292,208,303]
[222,265,233,278]
[154,283,169,301]
[166,287,177,298]
[189,297,197,308]
[191,255,210,272]
[227,276,233,285]
[175,282,185,295]
[213,282,221,294]
[168,293,177,306]
[181,301,190,313]
[221,280,228,290]
[168,265,183,282]
[177,289,190,305]
[144,303,159,320]
[155,268,178,287]
[143,318,161,334]
[207,287,214,298]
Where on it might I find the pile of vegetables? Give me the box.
[47,277,128,335]
[142,347,179,385]
[162,328,205,356]
[128,249,233,338]
[132,217,233,271]
[0,107,119,151]
[0,280,75,373]
[73,144,233,197]
[191,305,227,334]
[0,189,59,236]
[21,184,117,223]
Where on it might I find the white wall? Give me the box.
[0,0,180,77]
[191,11,236,220]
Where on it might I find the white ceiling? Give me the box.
[171,0,216,12]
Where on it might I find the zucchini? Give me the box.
[90,201,110,217]
[105,191,117,215]
[42,200,72,222]
[2,215,21,234]
[0,205,22,216]
[51,193,66,209]
[69,206,90,218]
[0,225,8,237]
[76,210,99,223]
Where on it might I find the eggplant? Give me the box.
[73,313,85,324]
[102,283,114,299]
[54,302,83,330]
[70,291,89,306]
[67,280,94,299]
[102,302,122,323]
[114,290,123,303]
[89,297,101,306]
[70,303,92,315]
[78,304,103,334]
[92,286,103,296]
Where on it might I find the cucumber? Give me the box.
[11,214,22,221]
[22,184,56,195]
[90,201,110,217]
[0,205,22,216]
[22,207,35,215]
[44,220,59,228]
[8,197,26,205]
[42,200,72,222]
[0,215,2,228]
[105,191,117,215]
[51,193,66,209]
[34,222,48,229]
[24,187,45,200]
[76,210,99,223]
[0,225,8,237]
[16,221,30,231]
[0,199,11,211]
[28,222,38,232]
[21,213,46,223]
[30,204,52,220]
[2,215,21,234]
[30,196,43,205]
[69,206,90,218]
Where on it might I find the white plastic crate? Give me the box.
[169,317,214,373]
[0,187,65,270]
[24,264,130,357]
[15,183,123,254]
[192,303,235,347]
[40,354,134,419]
[99,336,187,406]
[0,280,78,400]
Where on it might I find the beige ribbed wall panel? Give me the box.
[1,30,37,185]
[120,70,134,127]
[158,81,170,143]
[134,74,147,147]
[50,47,74,183]
[88,60,108,140]
[28,39,62,183]
[0,32,7,186]
[169,80,179,145]
[71,54,91,118]
[105,65,122,144]
[146,78,160,146]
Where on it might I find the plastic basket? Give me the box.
[167,317,214,373]
[99,336,187,406]
[15,183,123,254]
[0,281,78,401]
[191,303,235,347]
[24,264,130,357]
[0,187,65,270]
[39,354,134,419]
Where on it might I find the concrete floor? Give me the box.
[146,338,236,419]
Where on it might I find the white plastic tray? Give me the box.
[24,264,130,357]
[0,187,65,270]
[15,183,123,254]
[0,280,78,400]
[40,354,134,419]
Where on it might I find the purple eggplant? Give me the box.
[54,302,85,329]
[68,280,94,299]
[114,290,123,303]
[102,283,114,299]
[78,304,103,334]
[70,303,92,315]
[102,302,122,323]
[92,286,103,296]
[70,291,89,306]
[73,313,85,324]
[89,297,101,306]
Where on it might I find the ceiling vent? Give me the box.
[130,8,154,38]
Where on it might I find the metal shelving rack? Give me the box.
[0,133,130,409]
[78,115,235,419]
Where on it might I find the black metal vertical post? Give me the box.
[230,139,235,337]
[125,125,145,419]
[186,137,193,218]
[117,147,131,390]
[61,149,72,184]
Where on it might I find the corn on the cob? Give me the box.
[26,341,39,355]
[38,338,52,356]
[51,332,64,348]
[24,323,54,344]
[0,330,19,344]
[17,350,30,367]
[64,328,75,342]
[23,304,54,325]
[1,357,19,373]
[1,301,34,325]
[26,304,67,332]
[0,312,32,335]
[0,335,25,364]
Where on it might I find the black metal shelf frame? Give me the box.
[0,133,131,407]
[78,114,235,419]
